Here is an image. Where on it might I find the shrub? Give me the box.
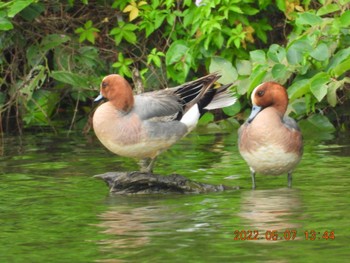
[0,0,349,133]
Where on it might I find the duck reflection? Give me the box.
[97,206,153,249]
[239,188,301,242]
[95,197,186,253]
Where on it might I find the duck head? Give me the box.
[248,82,288,123]
[94,74,134,112]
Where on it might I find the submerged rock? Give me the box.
[94,172,239,194]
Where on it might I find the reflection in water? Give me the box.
[239,188,301,242]
[96,202,183,253]
[95,205,163,263]
[97,206,153,249]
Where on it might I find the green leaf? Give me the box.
[276,0,286,12]
[26,44,46,67]
[112,53,133,77]
[75,46,104,72]
[124,31,137,44]
[236,78,250,95]
[331,58,350,78]
[326,47,350,72]
[316,4,340,16]
[20,65,47,101]
[123,23,138,31]
[23,90,60,126]
[110,22,137,45]
[236,60,251,76]
[222,101,241,117]
[166,40,189,65]
[0,12,13,31]
[287,46,302,65]
[209,57,238,84]
[340,11,350,27]
[74,20,99,44]
[296,12,323,26]
[327,81,342,107]
[41,34,71,51]
[286,39,312,65]
[230,6,243,14]
[250,50,266,64]
[213,32,224,49]
[8,0,35,18]
[310,43,329,61]
[288,79,310,101]
[153,11,167,30]
[166,40,191,82]
[240,6,259,15]
[19,2,44,21]
[247,65,268,94]
[267,44,286,63]
[271,64,287,80]
[75,28,84,34]
[79,33,86,43]
[50,71,90,89]
[305,114,335,132]
[85,20,92,28]
[86,32,95,44]
[309,72,330,102]
[289,99,307,116]
[198,112,214,125]
[252,19,272,44]
[0,2,12,9]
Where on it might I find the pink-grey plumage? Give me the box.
[93,72,236,173]
[238,82,303,189]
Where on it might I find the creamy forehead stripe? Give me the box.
[251,83,265,105]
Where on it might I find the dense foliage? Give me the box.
[0,0,349,133]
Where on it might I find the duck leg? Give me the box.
[145,157,157,174]
[287,172,292,188]
[139,157,157,174]
[250,168,256,189]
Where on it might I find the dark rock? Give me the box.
[94,172,239,194]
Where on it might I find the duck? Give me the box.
[93,72,236,173]
[238,82,303,189]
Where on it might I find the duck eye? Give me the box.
[101,82,107,89]
[257,90,265,97]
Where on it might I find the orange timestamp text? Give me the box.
[234,230,335,241]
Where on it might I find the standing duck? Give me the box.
[238,82,303,189]
[93,72,236,173]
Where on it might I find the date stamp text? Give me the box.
[233,230,335,241]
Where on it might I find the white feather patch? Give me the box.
[180,104,200,131]
[204,92,236,110]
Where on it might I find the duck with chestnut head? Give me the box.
[238,82,303,189]
[93,72,236,174]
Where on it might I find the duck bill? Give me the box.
[94,93,105,102]
[248,105,262,123]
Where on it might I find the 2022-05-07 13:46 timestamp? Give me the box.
[233,230,335,241]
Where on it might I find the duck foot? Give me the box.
[94,172,239,194]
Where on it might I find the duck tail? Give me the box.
[174,72,220,111]
[179,73,236,130]
[203,83,236,111]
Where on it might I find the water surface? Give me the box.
[0,129,349,262]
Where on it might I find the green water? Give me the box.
[0,129,349,262]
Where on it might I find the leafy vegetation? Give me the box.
[0,0,349,133]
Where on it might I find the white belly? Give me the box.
[240,145,301,175]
